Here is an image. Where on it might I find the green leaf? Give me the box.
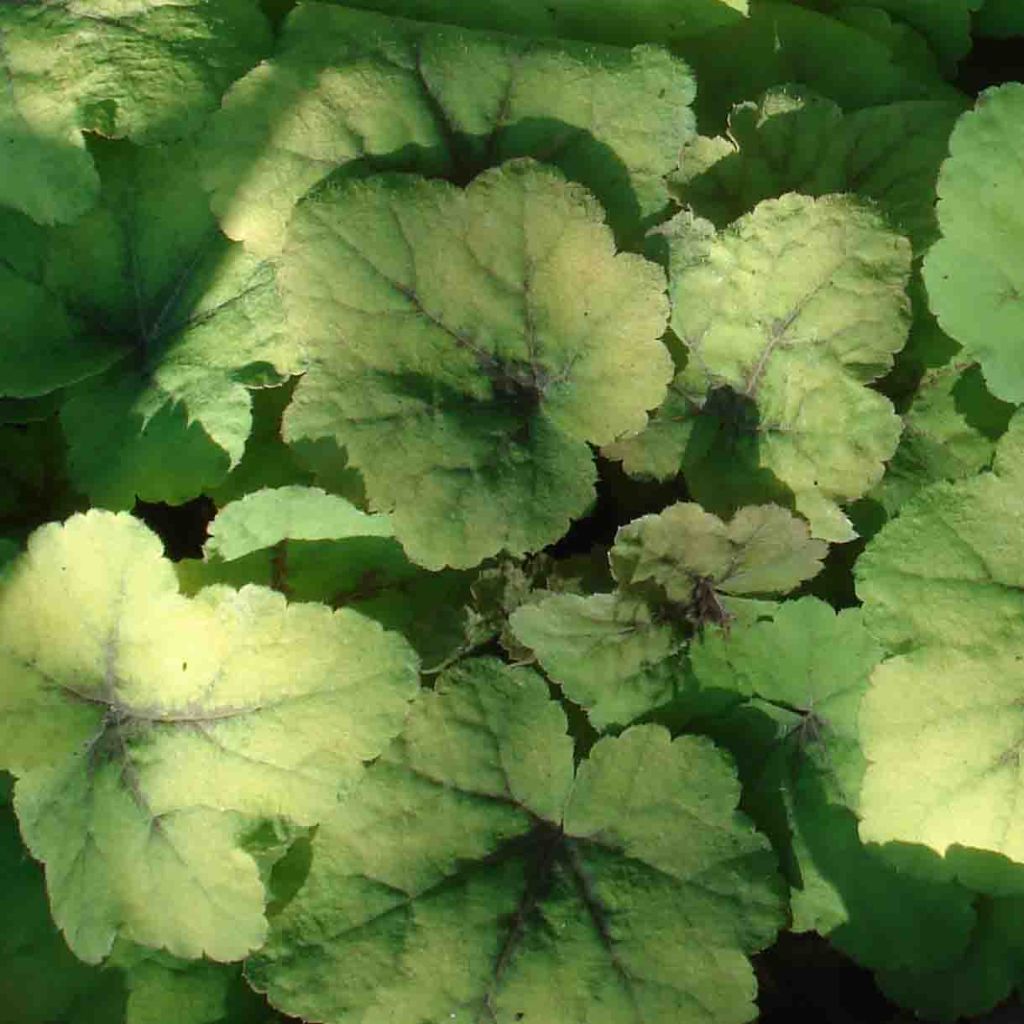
[0,417,80,541]
[792,1,982,70]
[606,194,911,541]
[0,0,271,226]
[875,895,1024,1021]
[246,657,785,1024]
[610,501,827,603]
[0,801,126,1024]
[205,487,393,562]
[923,84,1024,404]
[1,137,301,508]
[327,0,749,44]
[676,86,965,253]
[35,138,301,507]
[690,598,880,803]
[976,0,1024,36]
[280,160,672,569]
[508,592,683,728]
[871,360,1013,516]
[856,411,1024,654]
[0,510,420,963]
[680,1,958,129]
[200,2,695,255]
[688,600,975,974]
[181,489,475,674]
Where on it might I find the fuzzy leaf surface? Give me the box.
[923,84,1024,404]
[610,501,826,602]
[200,2,695,255]
[0,511,419,963]
[2,138,299,507]
[856,412,1024,654]
[676,87,965,253]
[246,658,785,1024]
[0,0,270,225]
[689,601,973,974]
[280,160,672,569]
[607,194,911,540]
[508,592,682,728]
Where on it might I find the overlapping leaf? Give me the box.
[0,511,419,963]
[688,598,975,974]
[200,2,695,255]
[676,86,965,253]
[180,486,474,671]
[606,194,911,541]
[2,138,300,507]
[0,0,271,225]
[508,503,816,727]
[246,657,786,1024]
[279,160,672,569]
[923,84,1024,404]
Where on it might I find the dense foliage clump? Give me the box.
[3,2,1024,1022]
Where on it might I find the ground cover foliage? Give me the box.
[2,1,1024,1022]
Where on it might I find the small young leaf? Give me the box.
[610,501,827,603]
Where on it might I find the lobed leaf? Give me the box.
[607,194,911,541]
[246,658,786,1024]
[0,511,420,963]
[200,2,695,255]
[280,160,672,569]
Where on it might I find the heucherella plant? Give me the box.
[3,2,1024,1023]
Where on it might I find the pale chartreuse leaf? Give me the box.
[200,2,695,255]
[676,86,965,253]
[870,361,1012,516]
[0,0,271,226]
[688,600,974,974]
[606,194,911,541]
[856,411,1024,654]
[280,160,672,570]
[923,85,1024,404]
[205,487,392,562]
[858,645,1024,895]
[610,502,826,603]
[0,511,419,963]
[246,658,785,1024]
[508,592,683,727]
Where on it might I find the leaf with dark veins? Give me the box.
[0,511,420,964]
[280,160,672,570]
[199,2,694,256]
[245,658,786,1024]
[606,195,912,541]
[11,137,302,508]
